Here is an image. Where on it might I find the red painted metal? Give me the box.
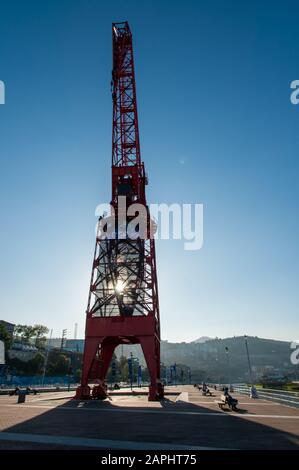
[75,22,163,401]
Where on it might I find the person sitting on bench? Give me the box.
[9,386,20,396]
[223,387,238,409]
[202,382,212,396]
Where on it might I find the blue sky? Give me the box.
[0,0,298,342]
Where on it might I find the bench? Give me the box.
[215,394,238,411]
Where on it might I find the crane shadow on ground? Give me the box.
[0,389,299,450]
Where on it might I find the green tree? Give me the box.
[30,352,45,374]
[8,352,45,375]
[33,324,49,348]
[13,324,25,339]
[74,368,82,383]
[0,323,13,351]
[14,324,36,344]
[14,324,49,348]
[119,355,129,382]
[47,351,70,376]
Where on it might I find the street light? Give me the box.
[225,346,231,390]
[244,335,253,387]
[137,364,142,387]
[128,352,134,390]
[41,329,52,387]
[173,363,177,386]
[244,335,258,398]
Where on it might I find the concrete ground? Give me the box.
[0,386,298,450]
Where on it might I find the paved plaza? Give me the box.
[0,386,298,450]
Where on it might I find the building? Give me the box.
[8,349,38,362]
[0,320,15,337]
[48,338,85,353]
[65,339,84,353]
[8,341,39,362]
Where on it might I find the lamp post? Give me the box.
[225,346,231,390]
[164,363,167,384]
[41,329,52,387]
[244,335,253,387]
[137,364,142,387]
[128,352,134,390]
[244,335,258,398]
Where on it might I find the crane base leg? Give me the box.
[74,385,91,400]
[75,383,108,400]
[148,382,164,401]
[92,383,108,400]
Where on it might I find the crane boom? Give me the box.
[112,22,141,168]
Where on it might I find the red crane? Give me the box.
[75,22,164,401]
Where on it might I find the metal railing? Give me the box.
[0,384,79,395]
[233,384,299,408]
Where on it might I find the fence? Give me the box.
[233,384,299,408]
[0,375,75,388]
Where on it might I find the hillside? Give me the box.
[115,336,297,382]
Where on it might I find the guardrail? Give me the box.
[233,384,299,408]
[0,385,78,396]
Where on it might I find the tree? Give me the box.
[8,352,45,375]
[0,323,13,351]
[33,324,49,348]
[13,324,25,338]
[14,324,35,344]
[74,369,82,383]
[47,350,70,376]
[119,355,129,382]
[30,352,45,374]
[14,324,49,348]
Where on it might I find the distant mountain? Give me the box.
[115,335,298,382]
[192,336,212,344]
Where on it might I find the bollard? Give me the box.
[17,391,26,404]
